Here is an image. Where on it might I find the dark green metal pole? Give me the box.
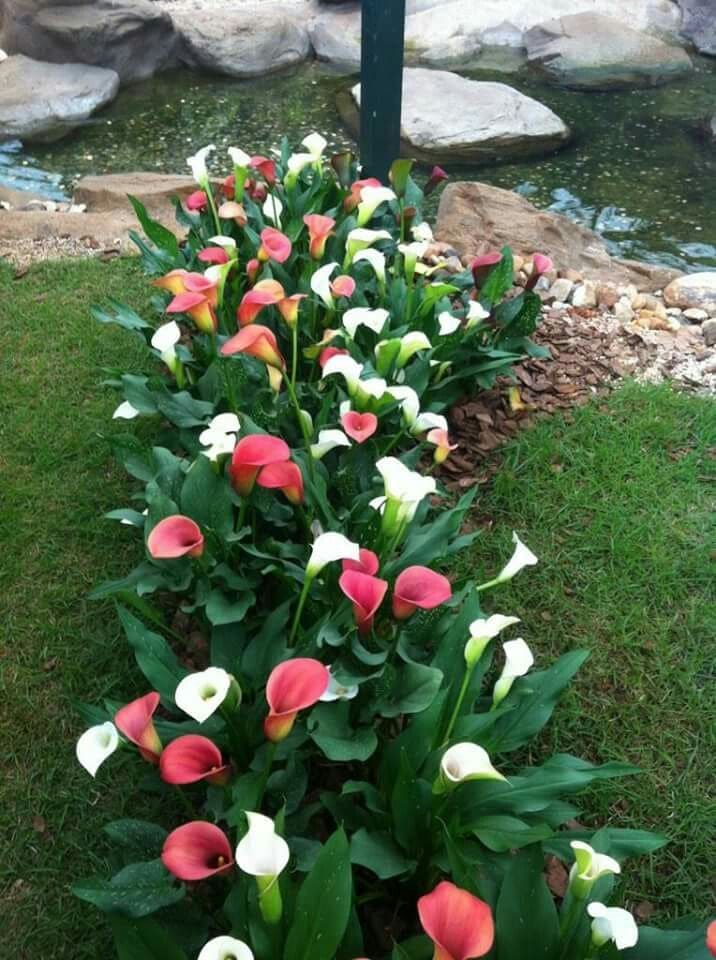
[360,0,406,181]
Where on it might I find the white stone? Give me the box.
[547,277,574,302]
[614,296,635,322]
[571,281,597,308]
[682,307,709,322]
[664,272,716,311]
[701,318,716,346]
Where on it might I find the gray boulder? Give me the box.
[0,55,119,143]
[525,13,693,90]
[172,3,311,78]
[0,0,178,83]
[664,272,716,311]
[341,68,570,164]
[679,0,716,56]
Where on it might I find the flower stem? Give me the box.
[255,742,277,809]
[380,426,406,457]
[291,323,299,390]
[288,575,313,648]
[475,576,501,593]
[282,372,315,482]
[205,185,222,237]
[441,663,475,746]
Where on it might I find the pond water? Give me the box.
[4,52,716,271]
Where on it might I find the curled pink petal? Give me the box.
[197,247,230,265]
[392,566,452,620]
[162,821,234,881]
[257,461,304,505]
[418,881,494,960]
[471,251,502,287]
[160,735,229,785]
[339,570,388,634]
[319,346,349,368]
[147,515,204,559]
[115,692,162,763]
[221,324,285,370]
[259,227,292,264]
[342,548,380,577]
[304,213,336,259]
[186,190,208,211]
[229,434,290,496]
[341,411,377,444]
[237,279,285,326]
[264,658,329,741]
[331,275,356,299]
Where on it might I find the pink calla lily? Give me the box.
[250,155,277,185]
[471,252,502,288]
[525,252,554,291]
[427,428,458,465]
[344,177,382,213]
[342,548,380,576]
[338,570,388,634]
[164,272,218,335]
[160,735,230,785]
[162,821,234,881]
[392,566,452,620]
[418,881,494,960]
[341,411,378,444]
[264,658,329,742]
[246,258,260,285]
[198,246,230,265]
[153,268,190,296]
[258,227,292,264]
[304,213,336,260]
[186,189,208,211]
[424,165,448,197]
[277,293,307,328]
[331,275,356,299]
[319,346,350,368]
[257,460,304,505]
[221,324,286,376]
[147,515,204,559]
[237,279,286,327]
[114,691,162,763]
[229,434,290,496]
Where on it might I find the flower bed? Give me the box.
[73,135,714,960]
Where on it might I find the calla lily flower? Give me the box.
[237,278,286,327]
[496,532,538,583]
[587,903,638,951]
[343,307,389,339]
[376,456,436,532]
[392,566,452,619]
[257,460,304,504]
[342,548,380,576]
[76,722,119,777]
[159,734,230,786]
[264,658,329,742]
[236,812,290,922]
[319,346,349,368]
[229,434,290,496]
[165,272,218,335]
[310,429,351,460]
[186,190,208,211]
[199,412,240,461]
[338,570,388,634]
[151,320,181,375]
[353,247,387,288]
[113,400,140,420]
[438,312,462,336]
[569,841,621,899]
[258,227,291,264]
[322,354,364,396]
[320,669,359,702]
[525,252,554,292]
[311,262,340,310]
[262,193,283,225]
[342,411,378,443]
[344,228,391,267]
[438,742,506,791]
[412,220,434,242]
[355,377,388,407]
[147,515,204,559]
[398,241,429,280]
[471,251,502,287]
[246,258,260,284]
[187,144,215,187]
[332,275,356,299]
[356,185,397,226]
[228,145,251,168]
[198,936,254,960]
[344,176,382,212]
[397,331,431,367]
[218,201,248,226]
[418,881,494,960]
[175,667,234,723]
[304,213,335,259]
[198,246,230,265]
[492,638,534,708]
[466,301,490,328]
[221,326,286,389]
[387,385,420,427]
[115,691,162,763]
[464,614,521,668]
[427,428,458,465]
[162,821,234,881]
[307,532,360,577]
[277,293,306,329]
[250,155,277,186]
[153,268,189,296]
[424,165,448,197]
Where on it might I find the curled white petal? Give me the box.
[311,262,338,308]
[310,429,352,461]
[307,531,360,576]
[469,615,521,640]
[466,300,490,326]
[207,412,240,436]
[357,185,397,225]
[342,307,389,339]
[440,742,505,784]
[353,247,386,283]
[208,235,238,251]
[322,354,364,392]
[346,228,391,263]
[320,670,359,702]
[386,385,420,426]
[228,146,251,168]
[369,495,387,514]
[357,376,388,401]
[397,331,431,367]
[287,152,313,176]
[412,412,448,435]
[570,842,621,882]
[262,194,283,225]
[113,400,140,420]
[199,935,255,960]
[502,638,534,679]
[497,532,538,583]
[76,722,119,777]
[302,132,327,159]
[412,221,434,243]
[175,667,231,723]
[438,311,461,336]
[236,812,290,878]
[151,320,181,354]
[187,144,215,185]
[587,903,638,951]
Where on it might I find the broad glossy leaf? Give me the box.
[104,820,167,863]
[350,828,415,879]
[308,702,378,762]
[495,845,559,960]
[110,916,188,960]
[374,660,443,718]
[117,606,187,704]
[180,454,234,537]
[73,860,184,918]
[471,814,552,853]
[128,194,181,259]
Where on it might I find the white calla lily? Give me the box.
[76,722,119,777]
[208,235,238,255]
[262,194,283,225]
[396,331,431,367]
[412,221,434,243]
[356,376,388,403]
[353,247,387,286]
[386,385,420,427]
[311,262,339,309]
[438,311,462,336]
[466,300,490,327]
[236,812,290,878]
[322,354,364,395]
[199,412,240,461]
[356,185,397,226]
[187,144,215,186]
[464,614,521,667]
[320,670,359,702]
[151,320,181,374]
[439,742,506,789]
[412,412,448,435]
[113,400,140,420]
[492,638,534,708]
[198,935,254,960]
[228,146,251,169]
[310,429,352,461]
[497,532,538,583]
[569,842,621,899]
[398,241,429,277]
[376,456,436,532]
[345,228,391,266]
[342,307,389,339]
[307,531,360,577]
[302,132,327,159]
[286,152,313,178]
[175,667,232,723]
[587,903,638,950]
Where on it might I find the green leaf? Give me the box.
[544,827,667,864]
[284,828,352,960]
[205,588,256,626]
[117,606,187,703]
[375,660,443,718]
[128,195,180,259]
[308,702,378,762]
[104,820,167,862]
[92,298,151,331]
[391,751,432,854]
[480,246,514,307]
[109,434,155,482]
[618,923,711,960]
[110,916,188,960]
[495,845,559,960]
[471,815,553,853]
[73,860,184,918]
[180,454,234,536]
[155,389,215,428]
[350,828,415,879]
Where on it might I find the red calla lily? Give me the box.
[246,258,260,285]
[706,921,716,957]
[392,566,452,620]
[237,279,286,327]
[471,252,502,287]
[147,515,204,559]
[186,190,208,211]
[250,155,277,185]
[525,252,554,291]
[341,411,378,444]
[304,213,336,259]
[160,735,230,785]
[338,570,388,634]
[114,691,162,763]
[258,227,292,264]
[342,548,380,576]
[229,434,290,496]
[264,658,329,742]
[418,881,494,960]
[162,821,234,881]
[424,165,448,196]
[221,324,285,373]
[257,460,304,505]
[197,247,229,265]
[319,346,349,368]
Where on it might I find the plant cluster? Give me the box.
[75,134,714,960]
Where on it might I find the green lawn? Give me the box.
[1,258,713,958]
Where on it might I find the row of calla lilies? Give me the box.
[75,133,714,960]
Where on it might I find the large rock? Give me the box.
[310,0,682,65]
[0,0,178,83]
[663,272,716,311]
[340,69,570,164]
[678,0,716,56]
[435,181,681,292]
[172,3,311,78]
[73,172,210,216]
[526,13,692,89]
[0,55,119,143]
